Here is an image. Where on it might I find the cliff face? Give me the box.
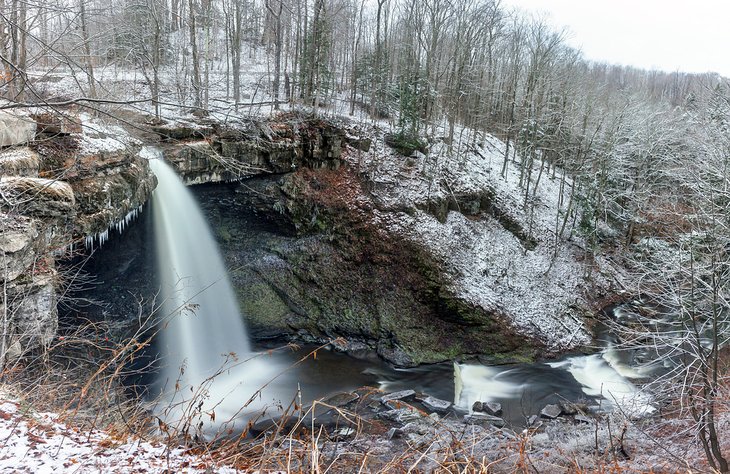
[1,107,605,368]
[154,114,345,184]
[0,110,156,365]
[153,113,605,366]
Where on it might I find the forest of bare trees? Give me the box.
[1,0,726,245]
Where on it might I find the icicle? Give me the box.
[82,196,146,252]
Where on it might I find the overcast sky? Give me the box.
[500,0,730,77]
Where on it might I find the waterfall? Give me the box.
[147,152,284,435]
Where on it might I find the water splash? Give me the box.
[454,363,523,410]
[147,151,285,436]
[548,354,655,417]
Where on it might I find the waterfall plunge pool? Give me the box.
[64,148,659,437]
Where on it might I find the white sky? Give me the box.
[500,0,730,77]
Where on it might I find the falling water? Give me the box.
[147,152,285,435]
[141,148,658,433]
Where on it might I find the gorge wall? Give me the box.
[150,112,607,366]
[1,108,609,368]
[0,108,155,364]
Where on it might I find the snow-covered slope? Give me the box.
[350,125,603,351]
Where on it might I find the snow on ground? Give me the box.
[348,123,602,351]
[0,394,239,473]
[28,39,276,125]
[78,113,141,155]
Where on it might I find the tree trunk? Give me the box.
[188,0,202,108]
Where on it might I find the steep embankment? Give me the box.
[151,113,610,366]
[0,106,155,365]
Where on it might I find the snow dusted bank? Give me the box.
[349,124,605,354]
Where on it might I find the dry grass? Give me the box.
[0,300,726,473]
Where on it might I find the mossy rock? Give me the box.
[385,132,427,156]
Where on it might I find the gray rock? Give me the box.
[0,108,36,147]
[332,427,356,439]
[323,391,359,408]
[379,408,424,423]
[367,401,382,412]
[386,427,402,439]
[463,413,505,428]
[574,415,593,424]
[381,390,416,403]
[0,217,37,282]
[345,134,371,152]
[540,404,562,419]
[0,177,75,218]
[402,421,433,435]
[527,415,540,426]
[559,401,579,415]
[411,150,427,160]
[383,399,418,412]
[4,274,58,361]
[421,396,451,413]
[473,400,502,416]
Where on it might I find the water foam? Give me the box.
[149,155,287,436]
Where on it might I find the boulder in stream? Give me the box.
[463,413,505,428]
[540,404,563,419]
[421,396,451,413]
[381,390,416,404]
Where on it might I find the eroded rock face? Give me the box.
[0,110,156,364]
[196,171,531,367]
[159,115,346,184]
[0,177,75,218]
[0,215,38,283]
[2,274,58,360]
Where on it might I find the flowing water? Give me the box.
[83,148,660,435]
[148,154,292,435]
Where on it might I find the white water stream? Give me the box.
[148,154,287,435]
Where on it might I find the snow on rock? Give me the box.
[0,395,238,473]
[78,113,141,156]
[350,125,603,351]
[0,102,36,147]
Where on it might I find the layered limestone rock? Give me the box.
[0,215,38,283]
[157,114,345,184]
[0,147,40,177]
[0,110,156,364]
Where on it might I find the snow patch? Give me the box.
[0,392,238,473]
